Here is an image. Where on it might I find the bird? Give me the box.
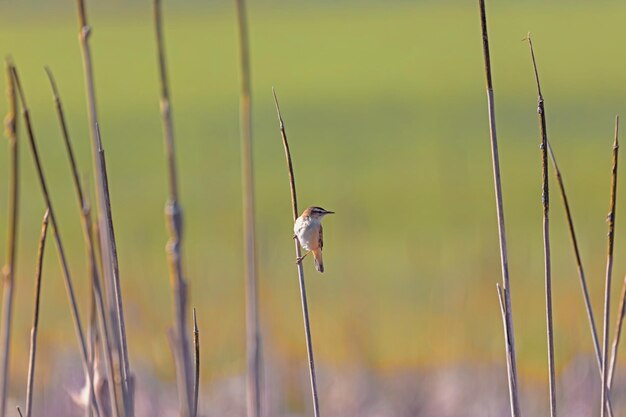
[293,206,334,272]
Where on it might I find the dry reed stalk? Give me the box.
[601,116,619,417]
[526,36,556,417]
[525,41,616,416]
[75,0,110,298]
[95,122,130,416]
[539,82,617,417]
[608,274,626,387]
[10,63,101,417]
[86,289,95,417]
[273,89,321,417]
[92,209,104,283]
[75,3,132,412]
[45,68,121,417]
[24,210,49,417]
[547,141,602,360]
[0,58,19,417]
[234,1,262,416]
[192,309,199,417]
[83,176,96,417]
[91,278,120,417]
[477,1,521,415]
[152,1,194,415]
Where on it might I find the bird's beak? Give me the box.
[325,210,335,215]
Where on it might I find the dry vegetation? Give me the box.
[1,0,626,416]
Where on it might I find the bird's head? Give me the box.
[305,206,335,219]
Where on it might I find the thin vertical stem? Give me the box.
[75,0,109,298]
[526,36,556,417]
[45,67,121,417]
[273,89,321,417]
[0,58,19,417]
[234,1,262,416]
[601,116,619,417]
[192,309,199,417]
[541,89,616,417]
[95,122,131,416]
[477,1,521,415]
[608,274,626,387]
[154,0,178,202]
[10,63,101,417]
[527,37,615,416]
[152,1,194,416]
[547,145,603,365]
[86,290,95,417]
[24,210,50,417]
[75,3,132,414]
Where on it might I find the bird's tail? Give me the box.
[313,250,324,273]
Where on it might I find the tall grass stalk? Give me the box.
[601,116,619,417]
[192,309,199,417]
[153,1,194,415]
[477,1,521,415]
[24,210,49,417]
[86,286,95,417]
[539,87,617,417]
[524,45,616,416]
[526,36,556,417]
[75,3,132,412]
[273,89,321,417]
[0,58,19,417]
[608,274,626,387]
[45,67,121,417]
[234,1,262,416]
[546,135,602,359]
[10,63,101,417]
[95,122,131,416]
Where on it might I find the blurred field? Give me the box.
[1,0,626,403]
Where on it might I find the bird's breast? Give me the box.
[294,216,319,251]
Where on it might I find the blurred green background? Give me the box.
[1,0,626,393]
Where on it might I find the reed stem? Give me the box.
[608,274,626,387]
[526,36,556,417]
[0,58,19,417]
[234,1,262,416]
[192,309,199,417]
[75,4,132,412]
[477,1,521,415]
[601,116,619,417]
[153,1,194,415]
[10,62,101,417]
[273,89,321,417]
[45,67,121,417]
[24,210,49,417]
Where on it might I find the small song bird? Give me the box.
[294,206,335,272]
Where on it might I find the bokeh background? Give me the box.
[2,0,626,415]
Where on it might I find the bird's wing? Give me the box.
[319,224,324,250]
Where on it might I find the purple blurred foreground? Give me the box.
[10,355,623,417]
